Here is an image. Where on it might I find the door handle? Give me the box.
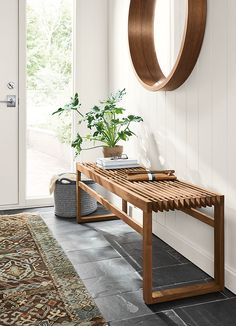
[0,95,16,107]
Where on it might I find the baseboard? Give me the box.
[153,221,236,295]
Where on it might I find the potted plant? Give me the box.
[53,89,143,157]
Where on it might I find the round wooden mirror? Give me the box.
[128,0,207,91]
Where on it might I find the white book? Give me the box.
[96,157,138,167]
[96,163,140,170]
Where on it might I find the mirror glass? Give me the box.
[154,0,187,77]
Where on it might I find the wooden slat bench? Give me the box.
[76,162,224,305]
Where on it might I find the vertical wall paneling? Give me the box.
[211,1,228,197]
[155,93,167,226]
[210,0,229,277]
[74,0,108,162]
[165,91,176,229]
[108,0,236,293]
[226,0,236,282]
[174,88,188,238]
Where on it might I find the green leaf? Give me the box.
[71,133,83,155]
[52,107,64,115]
[118,131,127,141]
[52,92,83,117]
[125,130,134,137]
[92,105,100,112]
[127,115,143,122]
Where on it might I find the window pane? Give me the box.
[26,0,73,198]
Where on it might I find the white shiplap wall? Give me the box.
[74,0,108,162]
[108,0,236,293]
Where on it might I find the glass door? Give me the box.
[26,0,74,200]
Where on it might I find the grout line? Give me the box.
[105,312,159,325]
[171,309,199,326]
[168,309,189,326]
[151,262,190,271]
[153,278,211,292]
[172,296,236,311]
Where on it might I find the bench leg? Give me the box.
[214,196,225,289]
[122,199,128,214]
[76,170,82,223]
[142,200,224,305]
[143,209,153,304]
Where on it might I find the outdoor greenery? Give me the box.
[27,0,72,94]
[53,89,143,156]
[27,0,73,144]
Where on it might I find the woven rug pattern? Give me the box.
[0,214,107,326]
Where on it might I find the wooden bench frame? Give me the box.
[76,163,224,305]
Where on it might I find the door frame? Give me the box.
[18,0,26,208]
[2,1,53,209]
[1,0,76,210]
[19,0,53,209]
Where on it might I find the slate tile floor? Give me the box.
[2,206,236,325]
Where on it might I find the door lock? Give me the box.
[7,82,15,89]
[0,95,16,107]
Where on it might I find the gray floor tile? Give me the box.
[157,310,188,326]
[88,220,134,235]
[42,215,79,228]
[46,222,89,235]
[74,257,136,280]
[106,231,143,244]
[150,263,209,289]
[174,297,236,326]
[109,314,166,326]
[110,310,186,326]
[86,203,110,216]
[83,272,142,298]
[122,243,181,270]
[95,290,152,322]
[59,234,110,251]
[55,228,100,238]
[150,291,226,313]
[166,247,190,264]
[66,246,121,264]
[221,288,236,298]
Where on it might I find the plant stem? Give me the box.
[76,109,84,117]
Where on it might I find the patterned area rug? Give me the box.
[0,214,107,326]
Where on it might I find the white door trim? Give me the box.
[0,0,20,208]
[0,0,53,210]
[19,0,54,208]
[18,0,27,207]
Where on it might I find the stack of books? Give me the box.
[96,157,140,169]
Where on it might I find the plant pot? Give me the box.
[103,145,123,158]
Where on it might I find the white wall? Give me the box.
[108,0,236,293]
[74,0,108,162]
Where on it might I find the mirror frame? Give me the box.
[128,0,207,91]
